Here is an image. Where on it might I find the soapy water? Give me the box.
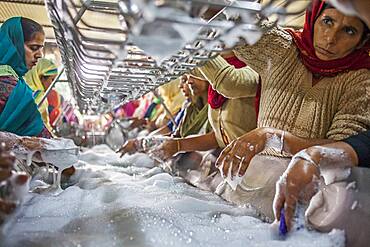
[1,144,345,247]
[9,136,79,194]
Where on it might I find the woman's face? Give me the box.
[313,8,365,61]
[41,74,57,90]
[24,32,45,69]
[180,75,191,98]
[187,75,209,97]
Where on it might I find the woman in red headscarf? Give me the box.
[197,0,369,219]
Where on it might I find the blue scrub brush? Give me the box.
[269,207,288,240]
[279,208,288,237]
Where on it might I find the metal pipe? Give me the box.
[73,0,91,24]
[37,67,65,108]
[151,90,177,128]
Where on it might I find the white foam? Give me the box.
[1,146,345,247]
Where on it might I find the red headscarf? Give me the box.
[207,56,247,109]
[286,0,370,77]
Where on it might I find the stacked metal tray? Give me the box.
[45,0,308,113]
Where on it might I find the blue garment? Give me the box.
[0,17,44,136]
[167,107,187,133]
[143,102,158,119]
[343,130,370,168]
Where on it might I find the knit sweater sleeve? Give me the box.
[233,22,294,76]
[327,70,370,140]
[198,22,293,97]
[196,59,259,98]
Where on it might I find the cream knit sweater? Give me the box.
[192,67,259,148]
[199,25,370,141]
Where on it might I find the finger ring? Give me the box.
[234,155,242,160]
[238,156,245,166]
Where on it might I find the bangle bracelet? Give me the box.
[176,139,181,153]
[294,150,320,171]
[280,131,285,155]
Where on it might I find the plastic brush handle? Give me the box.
[279,207,288,236]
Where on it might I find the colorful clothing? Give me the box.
[133,93,155,119]
[176,98,209,138]
[0,17,49,137]
[121,101,139,117]
[0,73,17,113]
[167,98,210,138]
[24,58,58,132]
[47,89,62,126]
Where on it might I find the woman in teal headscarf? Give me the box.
[0,17,51,137]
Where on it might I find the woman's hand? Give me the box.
[273,151,321,231]
[151,139,179,161]
[20,137,45,151]
[129,117,148,129]
[117,139,141,157]
[215,127,273,178]
[0,144,25,223]
[0,198,16,215]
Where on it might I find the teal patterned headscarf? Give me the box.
[0,16,28,76]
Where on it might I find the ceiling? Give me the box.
[0,0,309,41]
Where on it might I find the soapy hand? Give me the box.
[0,132,44,151]
[0,143,30,224]
[117,139,142,157]
[150,139,179,161]
[20,137,45,151]
[128,117,148,130]
[273,153,320,231]
[216,127,271,178]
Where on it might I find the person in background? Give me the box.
[172,75,210,138]
[116,100,139,118]
[129,79,186,132]
[118,55,258,163]
[154,78,186,128]
[0,17,51,138]
[128,92,159,130]
[118,72,210,152]
[152,74,210,137]
[24,58,58,133]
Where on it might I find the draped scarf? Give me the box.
[285,0,370,77]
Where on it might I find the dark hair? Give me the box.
[20,17,44,42]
